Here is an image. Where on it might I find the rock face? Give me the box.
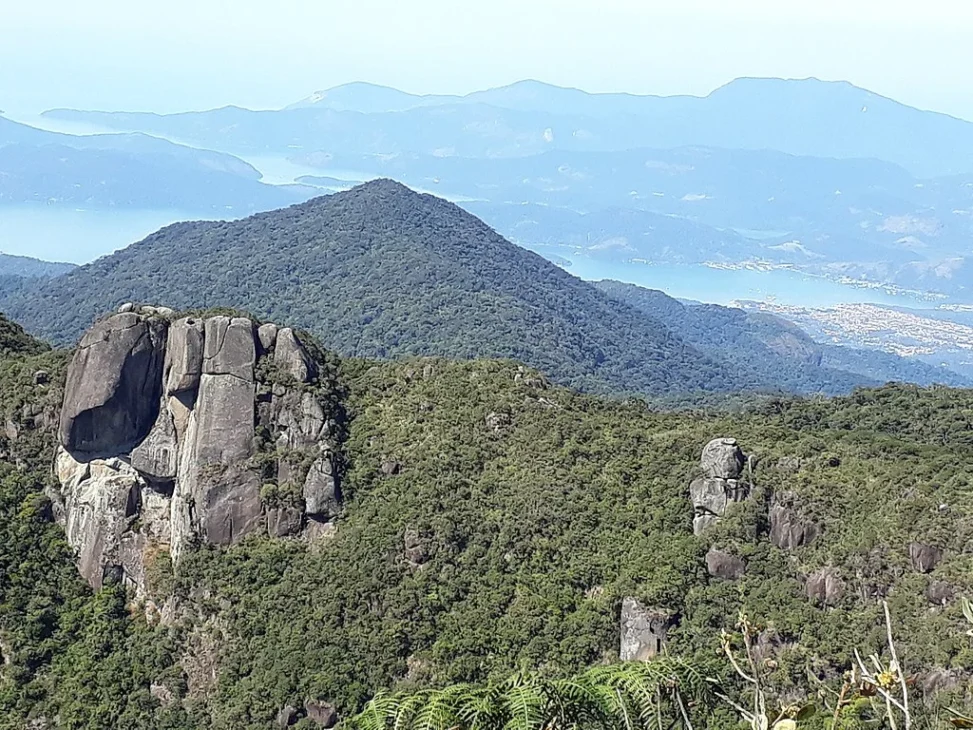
[806,568,845,606]
[769,493,819,550]
[690,438,749,534]
[55,309,342,594]
[619,597,673,661]
[59,313,166,457]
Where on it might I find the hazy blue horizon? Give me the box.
[4,1,973,119]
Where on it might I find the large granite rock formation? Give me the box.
[54,307,342,594]
[689,437,749,534]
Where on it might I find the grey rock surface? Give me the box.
[59,313,166,456]
[619,597,672,661]
[166,317,204,396]
[705,548,746,580]
[275,328,315,383]
[701,437,745,479]
[55,309,338,588]
[806,568,845,606]
[304,455,340,519]
[769,494,819,550]
[909,543,943,573]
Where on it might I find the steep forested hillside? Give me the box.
[2,309,973,728]
[0,180,757,397]
[596,279,970,389]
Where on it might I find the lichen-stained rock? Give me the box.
[701,437,745,479]
[59,312,166,456]
[619,597,673,661]
[304,454,340,519]
[274,391,327,450]
[55,448,144,589]
[769,493,819,549]
[275,327,315,383]
[806,568,845,606]
[909,543,943,573]
[165,317,204,396]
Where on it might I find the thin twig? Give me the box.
[883,601,910,730]
[675,690,695,730]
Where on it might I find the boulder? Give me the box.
[304,455,340,519]
[276,705,299,727]
[165,317,205,396]
[275,328,315,383]
[909,543,942,573]
[59,313,166,456]
[117,302,135,313]
[257,323,279,352]
[701,437,745,479]
[926,580,954,606]
[619,597,673,661]
[806,568,845,606]
[706,548,746,580]
[690,477,747,534]
[304,699,338,727]
[922,668,965,697]
[769,495,819,549]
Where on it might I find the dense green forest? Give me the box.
[595,280,971,389]
[2,308,973,729]
[0,180,937,400]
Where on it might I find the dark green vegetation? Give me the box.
[1,179,935,400]
[595,280,970,389]
[0,180,754,397]
[3,300,973,727]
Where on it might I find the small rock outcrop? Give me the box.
[909,543,942,574]
[55,309,343,595]
[304,699,338,728]
[620,597,673,661]
[806,568,845,606]
[769,493,819,550]
[690,437,749,534]
[706,548,746,580]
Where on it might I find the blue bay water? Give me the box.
[559,256,937,308]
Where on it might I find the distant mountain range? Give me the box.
[45,77,973,177]
[39,78,973,298]
[0,115,310,213]
[1,181,962,397]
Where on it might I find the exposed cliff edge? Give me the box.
[52,305,343,594]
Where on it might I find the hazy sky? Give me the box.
[4,0,973,117]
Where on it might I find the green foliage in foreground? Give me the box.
[3,336,973,728]
[353,659,709,730]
